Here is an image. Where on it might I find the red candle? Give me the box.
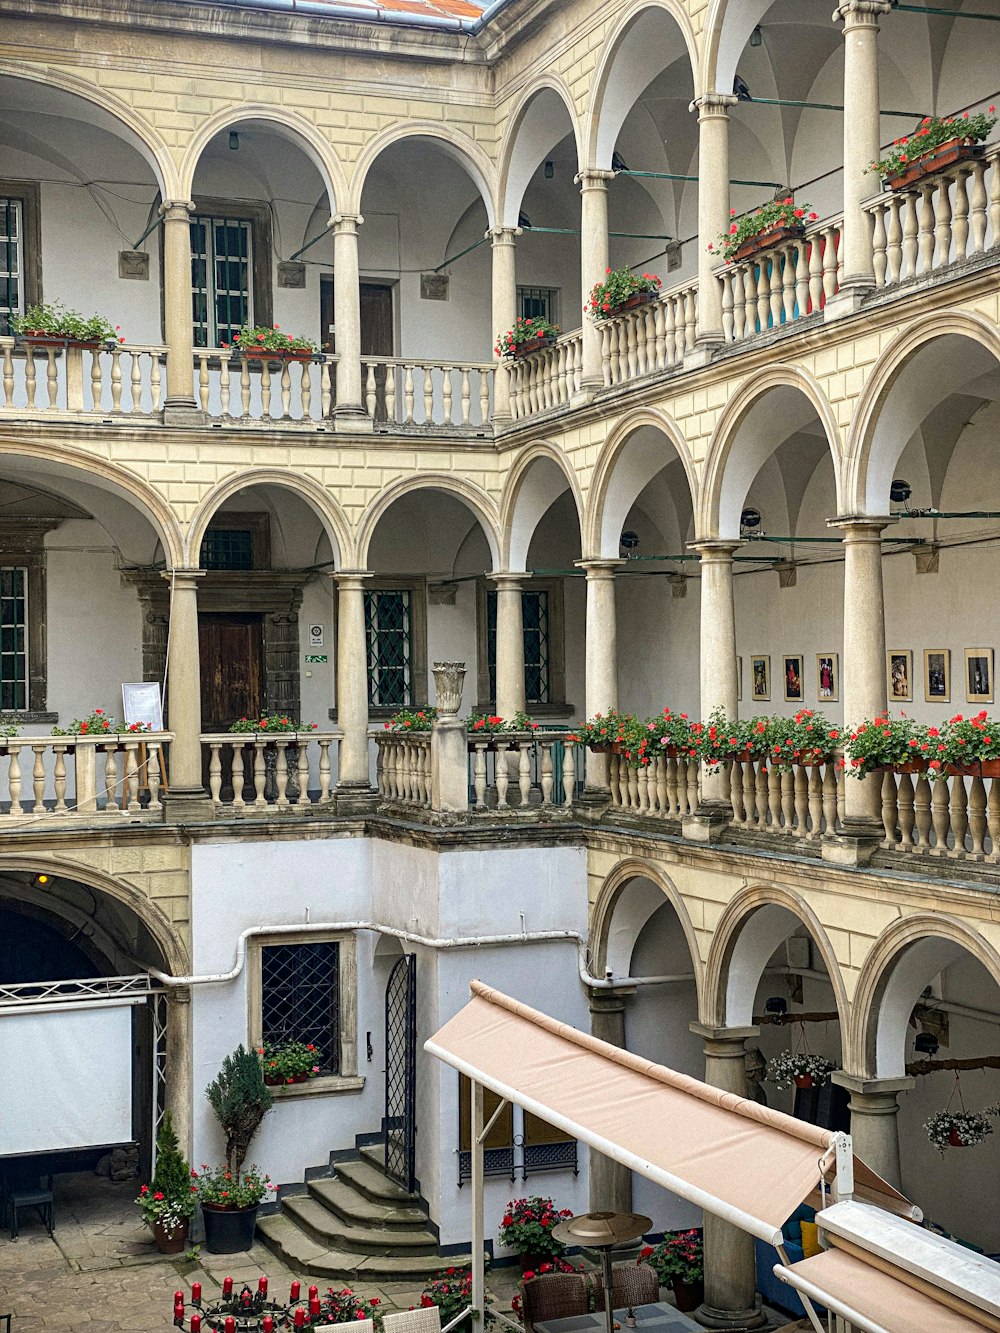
[310,1295,321,1316]
[191,1282,202,1304]
[223,1276,234,1297]
[225,1319,236,1333]
[258,1275,268,1296]
[174,1292,185,1306]
[309,1285,319,1299]
[191,1317,202,1333]
[290,1281,301,1301]
[263,1318,274,1333]
[294,1310,306,1328]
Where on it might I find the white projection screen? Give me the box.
[0,1001,138,1155]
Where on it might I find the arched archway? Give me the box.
[501,444,583,574]
[498,80,582,230]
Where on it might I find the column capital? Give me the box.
[575,557,626,577]
[588,985,637,1012]
[832,1071,915,1099]
[829,514,896,537]
[328,212,364,234]
[834,0,893,24]
[161,568,206,589]
[690,1022,761,1046]
[490,570,526,589]
[689,92,739,118]
[485,225,523,246]
[689,539,741,560]
[159,200,194,219]
[574,168,616,191]
[330,569,373,588]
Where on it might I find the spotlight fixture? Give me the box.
[611,150,630,174]
[32,873,52,889]
[733,73,752,101]
[890,478,912,504]
[914,1031,939,1058]
[620,530,640,556]
[764,996,788,1016]
[740,506,764,539]
[544,160,554,179]
[229,130,240,151]
[518,209,533,230]
[750,24,762,47]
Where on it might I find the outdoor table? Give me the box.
[533,1301,703,1333]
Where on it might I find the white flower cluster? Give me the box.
[765,1050,837,1091]
[924,1105,1000,1153]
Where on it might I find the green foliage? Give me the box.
[228,323,318,354]
[193,1161,274,1208]
[260,1039,322,1082]
[382,707,437,733]
[52,708,150,737]
[12,301,122,344]
[870,110,997,180]
[205,1045,274,1174]
[710,198,817,263]
[499,1196,573,1258]
[494,316,561,358]
[151,1111,194,1206]
[640,1231,703,1285]
[586,266,661,320]
[228,713,318,733]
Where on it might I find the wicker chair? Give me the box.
[592,1262,659,1313]
[381,1309,442,1333]
[520,1272,590,1332]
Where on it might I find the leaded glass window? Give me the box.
[364,589,413,709]
[486,589,550,706]
[0,198,22,337]
[0,567,27,711]
[200,528,253,571]
[261,941,340,1076]
[190,214,252,348]
[517,286,558,324]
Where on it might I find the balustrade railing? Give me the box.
[362,358,493,429]
[878,766,1000,860]
[376,733,433,808]
[600,282,698,389]
[194,351,336,424]
[0,340,167,416]
[865,144,1000,288]
[467,733,580,811]
[508,333,583,420]
[720,216,843,344]
[607,751,701,820]
[201,733,338,812]
[728,755,844,840]
[0,733,171,820]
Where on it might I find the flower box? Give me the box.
[876,760,929,775]
[18,334,109,352]
[610,289,656,316]
[945,760,1000,779]
[884,137,982,191]
[512,335,557,359]
[732,223,805,263]
[233,349,316,365]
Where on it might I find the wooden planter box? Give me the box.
[884,137,982,191]
[731,223,806,263]
[606,288,656,317]
[234,350,316,364]
[18,335,109,352]
[945,760,1000,779]
[511,335,557,359]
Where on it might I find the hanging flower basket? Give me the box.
[765,1050,837,1092]
[925,1105,1000,1153]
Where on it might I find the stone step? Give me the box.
[283,1195,439,1256]
[334,1155,417,1207]
[308,1177,428,1232]
[257,1213,471,1282]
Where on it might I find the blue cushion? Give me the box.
[782,1204,816,1247]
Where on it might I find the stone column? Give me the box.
[160,201,197,418]
[161,570,213,821]
[164,987,193,1158]
[493,572,526,719]
[690,1024,766,1330]
[576,558,624,795]
[588,987,636,1213]
[333,571,375,810]
[576,169,615,395]
[834,1,893,298]
[488,226,520,423]
[687,542,739,832]
[831,1073,914,1190]
[690,94,737,355]
[431,662,470,813]
[330,213,369,429]
[825,516,890,861]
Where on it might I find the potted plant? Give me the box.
[495,316,562,360]
[842,713,939,779]
[639,1229,704,1312]
[710,199,818,264]
[11,301,124,349]
[383,707,437,733]
[52,708,151,738]
[766,1050,837,1091]
[499,1196,573,1271]
[311,1284,383,1324]
[226,324,318,361]
[940,711,1000,777]
[134,1112,197,1254]
[925,1104,999,1152]
[259,1039,322,1086]
[764,710,836,770]
[586,266,662,320]
[229,714,318,737]
[201,1045,274,1253]
[869,108,996,191]
[419,1266,492,1333]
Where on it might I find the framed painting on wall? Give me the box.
[783,654,804,703]
[923,649,950,703]
[965,648,994,704]
[751,655,770,702]
[887,649,913,703]
[816,653,839,703]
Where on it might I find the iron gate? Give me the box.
[383,953,417,1192]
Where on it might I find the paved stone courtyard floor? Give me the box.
[0,1175,798,1332]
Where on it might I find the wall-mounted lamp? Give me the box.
[620,530,640,557]
[544,160,554,179]
[914,1031,939,1058]
[740,506,764,540]
[764,996,788,1015]
[890,478,912,504]
[750,25,763,47]
[229,130,240,151]
[32,873,52,889]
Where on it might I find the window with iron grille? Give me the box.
[485,588,551,705]
[261,941,340,1076]
[200,527,253,571]
[364,589,413,709]
[0,198,22,337]
[190,214,252,348]
[517,286,559,325]
[0,567,28,712]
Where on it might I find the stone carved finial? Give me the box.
[432,661,466,716]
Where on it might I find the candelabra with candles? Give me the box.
[173,1276,326,1330]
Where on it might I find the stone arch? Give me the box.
[185,468,354,569]
[701,0,775,99]
[585,0,700,170]
[497,77,583,228]
[703,882,850,1034]
[356,474,501,570]
[347,122,497,224]
[699,365,843,539]
[849,913,1000,1080]
[584,407,698,558]
[845,309,1000,517]
[0,852,188,977]
[0,436,185,568]
[590,857,703,1006]
[0,61,178,197]
[178,103,347,209]
[500,442,584,572]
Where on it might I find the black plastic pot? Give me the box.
[201,1203,259,1254]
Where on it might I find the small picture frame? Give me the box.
[965,648,994,704]
[816,653,839,703]
[737,655,743,703]
[783,654,804,703]
[923,649,950,703]
[751,654,771,702]
[886,650,913,703]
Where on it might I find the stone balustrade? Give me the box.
[0,733,171,821]
[376,733,433,808]
[719,215,844,344]
[728,754,844,839]
[0,339,167,416]
[599,282,698,389]
[201,732,339,812]
[865,144,1000,288]
[877,766,1000,860]
[194,350,337,423]
[608,751,701,820]
[361,357,494,429]
[508,333,583,419]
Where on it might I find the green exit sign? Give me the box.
[305,654,328,663]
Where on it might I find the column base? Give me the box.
[683,341,722,371]
[682,802,732,843]
[332,407,374,434]
[573,786,612,823]
[823,282,874,322]
[570,386,598,408]
[821,819,881,866]
[693,1302,766,1330]
[334,782,378,816]
[162,789,216,823]
[162,401,205,427]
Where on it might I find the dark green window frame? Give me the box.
[485,587,551,706]
[0,566,27,712]
[0,183,41,338]
[364,588,414,710]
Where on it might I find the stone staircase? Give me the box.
[258,1143,471,1283]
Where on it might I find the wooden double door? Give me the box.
[199,613,264,731]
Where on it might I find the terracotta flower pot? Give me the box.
[671,1279,704,1313]
[152,1216,189,1255]
[732,222,805,263]
[884,138,981,191]
[794,1073,814,1089]
[512,335,557,359]
[948,1127,968,1148]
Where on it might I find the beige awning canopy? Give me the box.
[426,981,914,1247]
